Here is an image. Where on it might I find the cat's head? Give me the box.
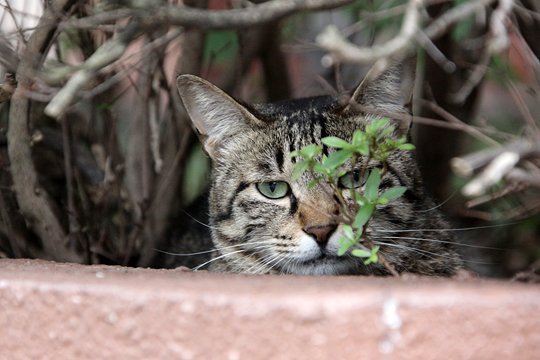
[176,60,459,275]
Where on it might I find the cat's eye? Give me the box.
[256,181,289,199]
[339,170,365,189]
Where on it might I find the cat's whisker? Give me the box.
[377,235,508,250]
[230,244,280,274]
[192,249,247,271]
[252,253,284,274]
[283,258,296,275]
[416,187,460,213]
[180,208,218,229]
[173,64,470,276]
[250,251,279,272]
[154,240,271,258]
[154,248,217,257]
[376,221,523,233]
[253,247,293,274]
[374,241,496,265]
[374,241,455,263]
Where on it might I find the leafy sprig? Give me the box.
[290,118,415,273]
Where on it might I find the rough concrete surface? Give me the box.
[0,259,539,360]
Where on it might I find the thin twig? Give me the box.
[451,138,539,177]
[317,0,423,66]
[418,99,499,146]
[316,0,497,65]
[462,151,520,197]
[488,0,514,53]
[414,29,456,73]
[450,50,491,104]
[63,0,354,30]
[44,20,141,119]
[507,80,540,137]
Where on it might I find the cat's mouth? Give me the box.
[285,253,355,275]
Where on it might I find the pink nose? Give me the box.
[303,224,337,246]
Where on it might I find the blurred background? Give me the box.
[0,0,539,278]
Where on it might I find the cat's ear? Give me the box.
[176,74,263,159]
[350,57,416,132]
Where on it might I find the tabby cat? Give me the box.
[168,60,463,276]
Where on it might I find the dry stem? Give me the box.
[7,0,83,263]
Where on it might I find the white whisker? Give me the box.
[416,188,460,213]
[153,248,216,257]
[180,208,218,229]
[193,249,246,271]
[377,221,522,233]
[374,241,453,261]
[154,240,271,257]
[374,241,495,265]
[377,235,508,250]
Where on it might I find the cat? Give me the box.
[165,60,463,276]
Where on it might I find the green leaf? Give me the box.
[354,224,364,240]
[376,126,394,140]
[352,130,366,146]
[353,203,374,229]
[364,169,381,203]
[354,141,369,156]
[363,245,380,265]
[398,143,416,150]
[342,224,354,240]
[301,144,321,159]
[366,118,389,135]
[321,136,351,149]
[379,186,407,204]
[352,130,369,156]
[355,194,367,207]
[291,161,310,180]
[351,249,371,258]
[321,149,352,170]
[337,233,355,256]
[313,163,329,175]
[308,177,322,189]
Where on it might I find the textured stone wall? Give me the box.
[1,259,539,359]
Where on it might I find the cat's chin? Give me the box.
[279,256,358,276]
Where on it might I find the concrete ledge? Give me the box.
[1,259,539,359]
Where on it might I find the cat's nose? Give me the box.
[304,224,337,246]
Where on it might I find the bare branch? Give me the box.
[317,0,423,66]
[44,21,141,119]
[488,0,514,53]
[450,51,491,104]
[316,0,497,65]
[418,99,499,146]
[422,0,495,39]
[451,139,540,197]
[462,151,520,197]
[7,0,83,263]
[451,139,539,177]
[63,0,354,30]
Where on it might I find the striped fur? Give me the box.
[176,62,463,276]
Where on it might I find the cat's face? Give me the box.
[177,61,462,276]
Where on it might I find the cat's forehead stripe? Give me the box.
[284,109,326,154]
[275,146,284,173]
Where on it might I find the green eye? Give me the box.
[256,181,289,199]
[339,170,365,189]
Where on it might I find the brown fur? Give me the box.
[171,61,463,276]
